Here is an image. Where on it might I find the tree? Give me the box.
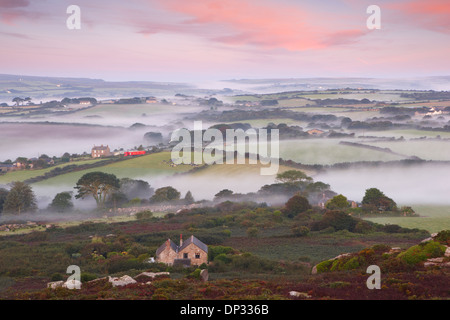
[326,194,350,210]
[214,189,234,200]
[12,97,23,107]
[276,170,312,184]
[282,194,312,218]
[0,188,9,214]
[150,186,181,203]
[3,182,37,215]
[74,172,120,208]
[119,178,153,200]
[48,192,73,213]
[320,210,358,232]
[61,152,71,163]
[362,188,397,212]
[184,191,194,204]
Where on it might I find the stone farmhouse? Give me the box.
[156,235,208,266]
[91,145,111,158]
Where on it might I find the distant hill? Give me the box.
[222,76,450,93]
[0,74,197,103]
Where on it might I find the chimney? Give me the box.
[180,234,183,247]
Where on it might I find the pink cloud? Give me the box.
[388,0,450,33]
[143,0,367,51]
[0,0,29,8]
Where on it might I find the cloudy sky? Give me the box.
[0,0,449,82]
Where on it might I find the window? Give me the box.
[183,253,188,259]
[195,253,200,259]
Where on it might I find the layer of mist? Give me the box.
[315,163,450,205]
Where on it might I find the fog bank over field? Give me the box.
[0,122,149,161]
[315,163,450,205]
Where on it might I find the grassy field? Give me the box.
[0,159,105,185]
[365,129,450,139]
[72,103,201,118]
[224,118,307,128]
[365,139,450,161]
[32,152,194,188]
[279,139,406,165]
[364,205,450,233]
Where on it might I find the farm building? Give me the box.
[307,129,325,136]
[156,235,208,266]
[0,164,16,173]
[91,145,111,158]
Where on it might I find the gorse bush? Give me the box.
[398,241,446,266]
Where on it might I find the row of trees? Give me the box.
[74,172,194,209]
[0,169,406,216]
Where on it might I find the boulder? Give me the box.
[289,291,311,299]
[200,269,209,282]
[135,272,169,280]
[311,265,318,275]
[445,246,450,258]
[47,281,64,289]
[63,279,81,289]
[108,275,137,287]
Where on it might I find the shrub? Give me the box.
[398,241,446,266]
[127,243,149,257]
[354,221,373,234]
[214,253,232,264]
[246,227,259,238]
[208,246,234,261]
[81,272,97,282]
[434,230,450,245]
[51,273,64,281]
[321,210,358,232]
[341,257,360,271]
[282,195,311,218]
[135,210,153,220]
[291,225,310,237]
[315,259,333,273]
[371,244,391,254]
[188,268,202,279]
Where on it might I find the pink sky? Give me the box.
[0,0,449,82]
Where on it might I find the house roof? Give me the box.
[179,235,208,253]
[156,235,208,257]
[156,239,179,256]
[92,145,109,150]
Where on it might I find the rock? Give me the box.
[289,291,311,299]
[445,246,450,258]
[135,272,169,280]
[427,257,444,263]
[63,279,81,289]
[200,269,209,282]
[108,275,137,287]
[47,281,64,289]
[311,265,318,275]
[333,253,351,260]
[387,247,402,255]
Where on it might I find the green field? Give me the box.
[71,103,201,118]
[365,139,450,161]
[364,205,450,233]
[32,152,194,188]
[279,139,406,165]
[0,159,105,185]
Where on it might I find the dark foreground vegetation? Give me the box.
[0,195,448,300]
